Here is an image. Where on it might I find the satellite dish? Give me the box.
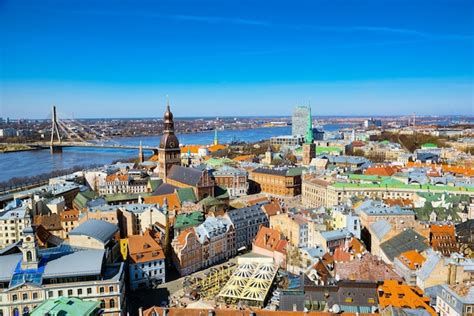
[332,304,341,313]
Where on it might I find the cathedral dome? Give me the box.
[159,133,179,149]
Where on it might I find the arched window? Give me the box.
[109,299,115,309]
[100,300,105,308]
[26,251,32,262]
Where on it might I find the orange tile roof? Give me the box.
[378,280,436,315]
[128,231,165,264]
[106,173,129,182]
[429,224,458,255]
[175,227,196,249]
[383,198,414,208]
[253,226,287,254]
[148,154,159,162]
[60,209,79,222]
[233,154,255,162]
[247,197,270,206]
[396,250,426,270]
[261,200,282,217]
[143,193,181,211]
[406,161,474,177]
[208,144,227,152]
[364,165,399,177]
[180,145,202,154]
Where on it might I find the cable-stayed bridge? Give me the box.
[5,105,159,154]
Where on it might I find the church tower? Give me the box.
[21,226,40,270]
[158,98,181,181]
[138,141,144,163]
[302,105,316,166]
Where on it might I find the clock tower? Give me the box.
[158,100,181,181]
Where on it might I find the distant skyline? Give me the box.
[1,0,473,118]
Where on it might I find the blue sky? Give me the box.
[1,0,473,118]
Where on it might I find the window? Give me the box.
[99,287,104,294]
[110,299,115,309]
[100,300,105,308]
[12,294,18,302]
[78,289,83,295]
[87,288,92,295]
[32,293,38,300]
[48,291,53,298]
[109,286,114,293]
[68,289,73,296]
[22,293,28,301]
[58,290,63,296]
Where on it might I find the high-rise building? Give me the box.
[292,105,311,137]
[158,100,181,181]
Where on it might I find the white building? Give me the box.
[0,200,31,249]
[127,231,165,291]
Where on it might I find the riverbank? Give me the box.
[0,144,34,153]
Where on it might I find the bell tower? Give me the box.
[302,105,316,166]
[158,98,181,181]
[21,226,40,270]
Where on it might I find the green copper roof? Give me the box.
[286,167,306,176]
[148,179,163,192]
[104,192,151,203]
[199,196,223,206]
[421,143,438,148]
[73,190,98,209]
[31,297,100,316]
[332,181,474,192]
[316,146,342,155]
[205,157,234,167]
[176,187,198,203]
[174,211,205,230]
[215,185,230,200]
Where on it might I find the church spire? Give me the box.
[138,141,144,163]
[213,129,219,146]
[163,96,174,133]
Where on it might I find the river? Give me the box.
[0,124,352,183]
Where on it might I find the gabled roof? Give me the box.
[152,182,179,195]
[69,219,118,244]
[176,187,198,203]
[380,229,429,262]
[143,192,181,210]
[168,165,203,186]
[128,231,165,264]
[253,226,287,254]
[370,220,392,241]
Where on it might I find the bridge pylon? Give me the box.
[50,105,63,154]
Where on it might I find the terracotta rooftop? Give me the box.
[261,200,282,217]
[253,226,287,254]
[142,307,368,316]
[335,253,401,282]
[364,165,399,177]
[106,173,129,182]
[143,192,181,211]
[128,230,165,264]
[378,280,436,315]
[396,250,426,270]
